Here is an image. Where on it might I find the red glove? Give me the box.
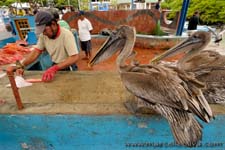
[42,65,60,82]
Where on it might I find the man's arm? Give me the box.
[56,54,79,69]
[21,48,42,67]
[58,30,80,69]
[10,48,41,76]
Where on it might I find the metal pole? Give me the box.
[176,0,190,36]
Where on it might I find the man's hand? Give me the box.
[16,68,24,76]
[42,65,59,82]
[6,66,24,76]
[15,60,25,76]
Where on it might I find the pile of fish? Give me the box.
[0,41,31,65]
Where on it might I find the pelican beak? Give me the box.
[151,33,205,63]
[89,28,126,66]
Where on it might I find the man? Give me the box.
[51,10,80,52]
[15,11,79,82]
[187,11,200,35]
[77,11,93,61]
[155,0,161,11]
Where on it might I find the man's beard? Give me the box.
[49,32,57,39]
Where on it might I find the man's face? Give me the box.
[79,15,84,20]
[43,21,58,39]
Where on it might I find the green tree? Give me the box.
[162,0,225,24]
[0,0,15,7]
[79,0,90,10]
[192,0,225,24]
[54,0,79,10]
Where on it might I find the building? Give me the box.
[117,0,161,10]
[90,0,163,11]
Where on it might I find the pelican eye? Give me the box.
[193,35,198,38]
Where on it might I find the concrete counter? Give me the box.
[0,71,225,115]
[0,71,134,114]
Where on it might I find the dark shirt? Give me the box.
[155,3,160,10]
[187,15,199,30]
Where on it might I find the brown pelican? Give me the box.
[152,31,225,103]
[89,25,213,147]
[207,26,225,44]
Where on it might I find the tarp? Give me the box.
[11,2,30,9]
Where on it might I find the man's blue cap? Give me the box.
[78,11,85,16]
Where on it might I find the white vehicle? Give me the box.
[0,17,15,48]
[0,17,12,40]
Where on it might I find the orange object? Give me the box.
[26,78,43,83]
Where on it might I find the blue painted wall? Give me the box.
[0,16,35,48]
[10,16,35,41]
[0,115,224,150]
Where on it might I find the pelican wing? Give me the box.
[121,64,213,122]
[194,66,225,104]
[183,50,225,71]
[121,64,190,110]
[152,103,202,147]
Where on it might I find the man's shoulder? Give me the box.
[60,27,74,37]
[84,18,91,22]
[61,26,70,32]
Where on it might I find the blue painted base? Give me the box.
[0,115,224,150]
